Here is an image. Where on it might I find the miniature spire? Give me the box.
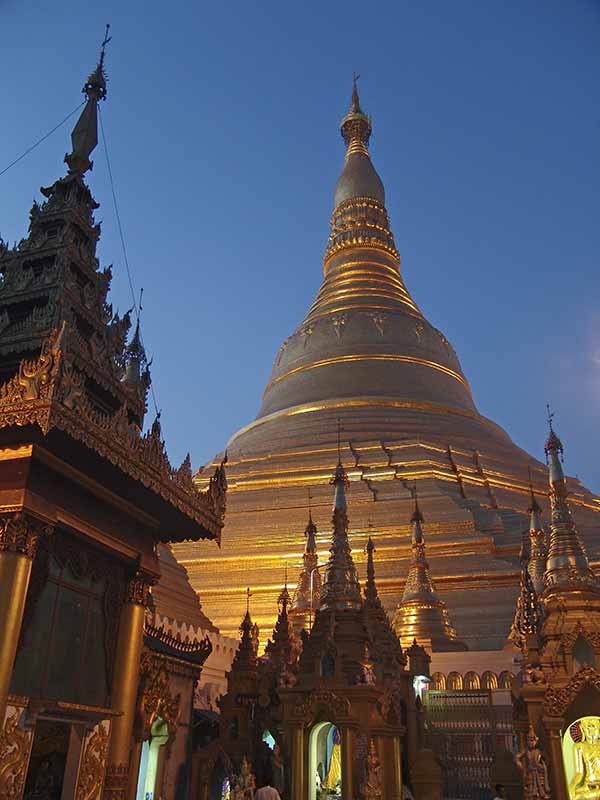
[124,291,149,385]
[320,454,361,610]
[363,535,407,675]
[65,25,111,175]
[527,468,547,594]
[392,487,467,651]
[290,503,322,634]
[365,536,377,602]
[231,589,257,671]
[508,530,543,652]
[542,410,598,594]
[265,571,299,671]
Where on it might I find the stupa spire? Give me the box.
[542,410,598,595]
[392,487,467,651]
[320,453,361,610]
[290,500,322,633]
[65,25,111,175]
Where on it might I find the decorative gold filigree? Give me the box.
[75,722,109,800]
[561,622,600,652]
[0,706,32,799]
[136,652,180,742]
[292,689,350,721]
[0,512,53,559]
[126,572,153,606]
[543,665,600,716]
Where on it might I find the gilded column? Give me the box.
[0,512,51,723]
[544,717,568,800]
[291,726,304,800]
[341,727,354,800]
[104,572,151,800]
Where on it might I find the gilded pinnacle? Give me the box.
[542,418,598,595]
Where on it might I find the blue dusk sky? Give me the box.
[1,2,599,492]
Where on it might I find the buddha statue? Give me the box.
[516,725,551,800]
[571,718,600,800]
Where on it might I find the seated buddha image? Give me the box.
[570,718,600,800]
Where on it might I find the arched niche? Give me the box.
[464,671,481,690]
[573,635,598,671]
[431,672,446,690]
[481,671,498,690]
[447,671,463,690]
[498,671,513,689]
[308,721,342,800]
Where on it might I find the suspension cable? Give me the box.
[98,106,160,417]
[0,102,85,179]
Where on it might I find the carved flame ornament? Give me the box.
[0,706,32,800]
[136,652,180,742]
[75,721,110,800]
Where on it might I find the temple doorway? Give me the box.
[136,717,169,800]
[308,721,342,800]
[23,720,70,799]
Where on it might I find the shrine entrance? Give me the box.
[308,721,342,800]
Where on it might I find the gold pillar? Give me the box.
[291,726,304,800]
[0,513,50,723]
[382,736,402,800]
[104,572,150,800]
[544,717,568,800]
[341,727,354,800]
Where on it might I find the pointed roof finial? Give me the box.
[65,25,111,175]
[411,482,424,525]
[350,72,362,113]
[246,585,251,615]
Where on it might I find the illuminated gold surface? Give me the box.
[176,91,600,651]
[267,353,470,390]
[0,551,32,722]
[106,596,146,781]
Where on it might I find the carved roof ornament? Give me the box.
[527,468,547,594]
[543,665,600,716]
[542,407,598,595]
[508,531,543,653]
[136,651,181,742]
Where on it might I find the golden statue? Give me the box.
[570,718,600,799]
[516,725,551,800]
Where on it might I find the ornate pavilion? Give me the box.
[0,41,234,800]
[174,80,600,652]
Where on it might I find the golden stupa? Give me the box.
[174,81,600,648]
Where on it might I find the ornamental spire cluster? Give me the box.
[508,530,544,652]
[542,413,598,594]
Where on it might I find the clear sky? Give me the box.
[1,1,599,492]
